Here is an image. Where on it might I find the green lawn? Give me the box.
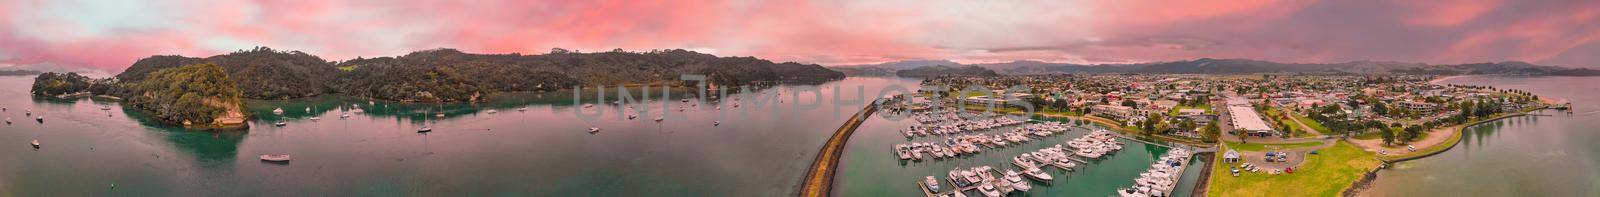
[1351,131,1383,140]
[1208,141,1382,197]
[1290,113,1329,134]
[1168,104,1214,116]
[1222,141,1324,152]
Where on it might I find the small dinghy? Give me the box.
[35,116,43,123]
[5,117,10,125]
[260,154,291,162]
[654,116,664,122]
[340,113,351,119]
[518,107,528,112]
[309,117,321,121]
[273,121,287,127]
[30,139,40,149]
[713,121,721,126]
[417,127,433,133]
[272,108,284,114]
[486,109,498,114]
[587,127,601,133]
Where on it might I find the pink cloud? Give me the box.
[1,0,1598,71]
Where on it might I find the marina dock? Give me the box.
[797,102,879,197]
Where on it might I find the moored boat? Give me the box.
[260,154,291,162]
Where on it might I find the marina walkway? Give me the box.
[797,102,879,197]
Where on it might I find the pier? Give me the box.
[797,102,879,197]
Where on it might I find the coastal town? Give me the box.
[849,73,1566,196]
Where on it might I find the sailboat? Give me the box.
[417,126,433,133]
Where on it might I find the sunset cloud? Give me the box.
[2,0,1597,72]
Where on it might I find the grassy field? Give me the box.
[1168,104,1215,116]
[1207,141,1381,197]
[1222,141,1324,152]
[1289,112,1329,134]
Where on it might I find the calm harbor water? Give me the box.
[1366,76,1600,196]
[833,108,1207,196]
[0,76,928,196]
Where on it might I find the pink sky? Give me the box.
[2,0,1598,72]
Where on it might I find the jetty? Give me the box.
[797,102,879,197]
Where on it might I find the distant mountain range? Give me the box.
[830,58,1600,76]
[894,65,999,78]
[0,70,44,76]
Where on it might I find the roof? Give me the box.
[1225,97,1250,106]
[1228,106,1274,132]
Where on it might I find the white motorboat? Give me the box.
[978,183,1002,197]
[340,113,351,119]
[1023,167,1054,182]
[486,109,498,114]
[628,114,638,120]
[260,154,291,162]
[309,117,321,121]
[588,127,601,133]
[35,116,43,123]
[30,139,40,149]
[518,107,528,112]
[713,121,720,126]
[304,107,310,112]
[654,116,664,122]
[273,121,286,127]
[1003,170,1024,183]
[435,113,445,118]
[924,176,940,191]
[583,104,595,108]
[272,108,284,114]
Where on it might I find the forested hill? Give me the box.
[335,48,843,102]
[895,65,1000,78]
[107,47,844,102]
[117,47,339,99]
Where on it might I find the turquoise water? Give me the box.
[1366,76,1600,196]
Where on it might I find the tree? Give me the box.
[1380,126,1396,146]
[1202,121,1221,142]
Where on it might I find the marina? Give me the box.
[834,95,1208,196]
